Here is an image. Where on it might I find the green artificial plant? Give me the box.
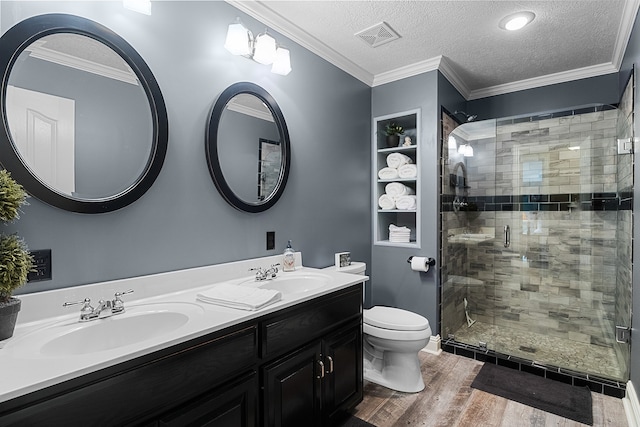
[384,122,404,137]
[0,234,33,303]
[0,170,33,304]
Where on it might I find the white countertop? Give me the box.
[0,253,367,403]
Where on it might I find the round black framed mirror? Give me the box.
[0,14,168,213]
[206,82,290,213]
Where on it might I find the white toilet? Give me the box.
[326,261,432,393]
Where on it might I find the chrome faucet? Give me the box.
[64,289,134,322]
[249,263,280,281]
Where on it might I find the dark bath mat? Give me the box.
[338,415,377,427]
[471,363,593,425]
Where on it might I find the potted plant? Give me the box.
[0,170,33,341]
[384,122,404,148]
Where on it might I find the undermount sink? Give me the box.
[7,302,204,358]
[238,271,331,295]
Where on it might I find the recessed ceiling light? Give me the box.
[499,11,535,31]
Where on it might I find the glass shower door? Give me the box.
[440,112,498,352]
[441,97,633,381]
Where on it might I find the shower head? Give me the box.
[454,110,477,122]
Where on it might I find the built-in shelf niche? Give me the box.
[373,109,420,248]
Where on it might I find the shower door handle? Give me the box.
[504,225,510,248]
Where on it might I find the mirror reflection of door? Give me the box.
[6,85,75,194]
[258,139,281,200]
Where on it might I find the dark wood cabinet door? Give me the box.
[157,371,258,427]
[263,342,322,427]
[322,322,363,424]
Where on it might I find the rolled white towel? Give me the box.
[378,194,396,210]
[395,195,417,210]
[378,167,399,180]
[398,164,418,179]
[385,182,415,198]
[386,153,413,169]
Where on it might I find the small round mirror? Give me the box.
[206,83,290,213]
[0,14,168,213]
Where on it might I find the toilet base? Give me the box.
[363,349,425,393]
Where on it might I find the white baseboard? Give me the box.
[422,334,442,355]
[624,381,640,427]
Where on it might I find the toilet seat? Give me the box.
[363,322,432,341]
[364,306,430,331]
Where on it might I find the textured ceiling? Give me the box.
[229,0,639,99]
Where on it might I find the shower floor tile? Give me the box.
[452,321,623,381]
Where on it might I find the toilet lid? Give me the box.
[364,306,430,331]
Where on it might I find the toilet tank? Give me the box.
[324,261,366,275]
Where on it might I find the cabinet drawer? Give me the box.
[261,285,361,359]
[0,325,258,426]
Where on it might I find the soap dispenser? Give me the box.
[283,240,295,272]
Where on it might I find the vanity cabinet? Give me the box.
[0,284,363,427]
[262,321,362,427]
[262,285,363,427]
[373,109,420,248]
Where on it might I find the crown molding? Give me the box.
[467,62,619,100]
[613,0,640,69]
[438,56,471,99]
[226,0,374,86]
[227,98,274,122]
[25,40,139,85]
[372,55,441,87]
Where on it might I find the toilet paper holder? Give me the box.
[407,256,436,266]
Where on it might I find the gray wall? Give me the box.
[1,1,371,294]
[468,73,620,120]
[620,4,640,393]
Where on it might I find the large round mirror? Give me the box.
[0,14,168,213]
[206,82,290,213]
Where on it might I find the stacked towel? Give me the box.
[378,194,396,210]
[395,195,417,210]
[389,224,411,243]
[385,182,415,198]
[398,164,418,179]
[386,153,413,169]
[378,167,399,180]
[196,284,281,311]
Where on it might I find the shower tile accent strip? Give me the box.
[442,339,626,399]
[441,192,630,212]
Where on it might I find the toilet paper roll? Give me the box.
[410,256,430,272]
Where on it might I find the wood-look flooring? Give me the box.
[351,350,628,427]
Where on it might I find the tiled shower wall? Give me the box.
[441,106,631,367]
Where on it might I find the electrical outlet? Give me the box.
[28,249,52,282]
[266,231,275,250]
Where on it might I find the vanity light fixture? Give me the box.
[448,135,457,150]
[499,11,535,31]
[224,19,292,75]
[123,0,152,15]
[458,144,474,157]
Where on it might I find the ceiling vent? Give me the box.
[355,22,400,48]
